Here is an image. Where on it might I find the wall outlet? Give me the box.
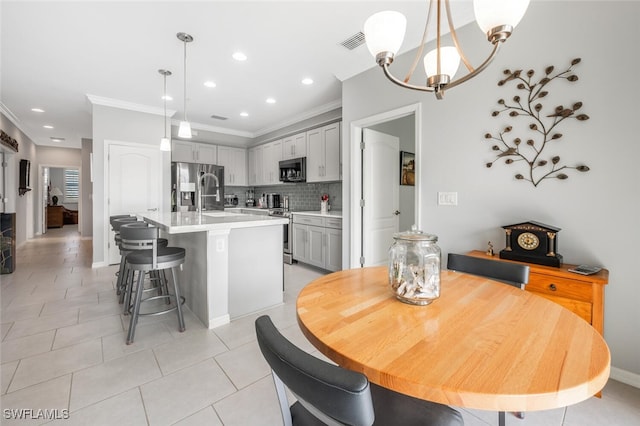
[438,192,458,206]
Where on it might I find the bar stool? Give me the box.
[111,216,138,295]
[119,224,186,345]
[112,218,167,301]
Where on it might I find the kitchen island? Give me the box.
[141,211,288,328]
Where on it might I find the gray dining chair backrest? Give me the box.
[447,253,530,289]
[255,315,464,426]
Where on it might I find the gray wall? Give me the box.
[92,104,171,266]
[342,1,639,380]
[1,112,37,246]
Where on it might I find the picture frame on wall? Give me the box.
[400,151,415,186]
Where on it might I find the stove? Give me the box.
[268,208,291,218]
[269,208,293,264]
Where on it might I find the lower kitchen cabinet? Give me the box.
[292,214,342,271]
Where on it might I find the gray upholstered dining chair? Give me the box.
[255,315,464,426]
[447,252,530,426]
[447,253,529,289]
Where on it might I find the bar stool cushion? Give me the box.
[126,247,185,266]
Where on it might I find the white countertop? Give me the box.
[291,210,342,218]
[141,211,288,234]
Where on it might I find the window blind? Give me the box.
[64,169,79,202]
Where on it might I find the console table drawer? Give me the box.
[531,293,592,324]
[527,275,593,302]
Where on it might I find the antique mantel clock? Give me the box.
[499,221,563,267]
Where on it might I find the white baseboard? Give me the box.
[91,261,108,269]
[610,366,640,389]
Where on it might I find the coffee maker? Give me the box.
[245,189,255,207]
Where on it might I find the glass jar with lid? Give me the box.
[388,226,441,305]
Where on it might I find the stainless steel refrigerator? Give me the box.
[171,162,225,212]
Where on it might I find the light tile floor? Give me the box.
[1,226,639,425]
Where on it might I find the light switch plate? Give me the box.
[438,192,458,206]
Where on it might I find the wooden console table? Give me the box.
[467,250,609,335]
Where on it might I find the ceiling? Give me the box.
[1,1,475,149]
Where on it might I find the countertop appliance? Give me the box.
[279,157,306,183]
[266,193,281,209]
[224,193,238,207]
[245,189,255,207]
[269,208,293,264]
[171,162,224,212]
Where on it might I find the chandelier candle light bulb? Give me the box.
[363,0,530,99]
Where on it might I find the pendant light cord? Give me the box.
[163,73,168,138]
[183,39,188,122]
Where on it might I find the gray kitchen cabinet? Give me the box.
[217,146,247,186]
[306,122,341,182]
[172,140,217,164]
[248,145,262,185]
[262,139,283,185]
[325,226,342,272]
[292,214,342,271]
[282,132,307,160]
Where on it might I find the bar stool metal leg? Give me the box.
[170,267,186,332]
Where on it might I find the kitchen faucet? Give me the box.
[197,172,220,213]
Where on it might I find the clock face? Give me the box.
[517,232,540,250]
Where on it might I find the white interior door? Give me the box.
[108,143,161,264]
[362,128,399,266]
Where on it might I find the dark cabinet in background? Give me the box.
[1,213,16,274]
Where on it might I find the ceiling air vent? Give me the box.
[340,32,366,50]
[210,114,228,121]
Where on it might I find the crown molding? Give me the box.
[177,121,254,139]
[86,94,176,117]
[253,99,342,138]
[0,101,27,134]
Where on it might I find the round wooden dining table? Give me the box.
[296,266,610,413]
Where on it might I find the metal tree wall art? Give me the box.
[484,58,590,187]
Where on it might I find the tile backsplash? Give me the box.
[225,182,342,212]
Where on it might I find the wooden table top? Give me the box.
[296,266,610,412]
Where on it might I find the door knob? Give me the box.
[394,210,401,215]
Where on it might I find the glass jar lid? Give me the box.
[393,225,438,242]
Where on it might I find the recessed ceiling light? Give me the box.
[43,125,54,129]
[50,137,65,143]
[302,78,314,85]
[162,95,173,101]
[204,81,216,88]
[31,108,45,113]
[232,51,247,61]
[240,112,249,117]
[266,98,276,104]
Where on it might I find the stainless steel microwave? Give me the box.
[279,157,306,183]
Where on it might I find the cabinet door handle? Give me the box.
[548,283,557,291]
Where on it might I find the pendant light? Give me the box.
[177,32,193,138]
[364,0,530,99]
[158,69,172,151]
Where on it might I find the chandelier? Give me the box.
[364,0,530,99]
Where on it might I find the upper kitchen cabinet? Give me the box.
[217,146,247,186]
[307,122,341,182]
[172,140,217,164]
[248,145,263,186]
[282,132,307,160]
[262,139,283,185]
